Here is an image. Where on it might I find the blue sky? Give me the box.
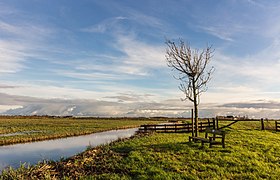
[1,0,280,118]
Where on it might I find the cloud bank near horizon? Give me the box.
[1,92,279,119]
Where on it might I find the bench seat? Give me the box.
[189,128,226,148]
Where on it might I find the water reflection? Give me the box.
[0,128,138,172]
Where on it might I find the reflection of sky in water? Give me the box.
[0,128,138,172]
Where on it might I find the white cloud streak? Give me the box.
[55,34,166,80]
[81,16,128,33]
[0,18,57,74]
[116,35,165,68]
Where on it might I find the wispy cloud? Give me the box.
[116,34,165,68]
[189,1,280,44]
[93,1,165,31]
[246,0,280,9]
[0,3,19,16]
[197,25,235,42]
[0,20,55,41]
[0,40,27,73]
[104,92,155,103]
[81,16,127,33]
[54,34,166,81]
[0,17,58,74]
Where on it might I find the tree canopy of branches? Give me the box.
[165,39,214,137]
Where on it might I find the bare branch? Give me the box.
[165,38,214,137]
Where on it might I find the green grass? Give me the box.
[0,116,164,146]
[2,121,280,179]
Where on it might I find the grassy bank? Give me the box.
[0,117,164,146]
[2,121,280,179]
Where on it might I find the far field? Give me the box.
[0,116,166,146]
[1,121,280,179]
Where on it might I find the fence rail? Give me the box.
[139,120,214,133]
[276,121,280,131]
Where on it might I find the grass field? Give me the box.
[0,116,164,146]
[2,121,280,179]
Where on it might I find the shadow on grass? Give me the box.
[111,132,234,157]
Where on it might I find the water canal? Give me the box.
[0,128,138,172]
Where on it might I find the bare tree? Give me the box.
[165,39,214,137]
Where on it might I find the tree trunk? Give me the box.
[192,78,199,137]
[194,98,198,137]
[191,109,194,137]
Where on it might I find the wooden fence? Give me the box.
[215,119,260,129]
[276,121,280,131]
[216,118,279,130]
[139,119,215,133]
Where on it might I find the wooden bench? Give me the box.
[189,128,226,148]
[205,128,226,148]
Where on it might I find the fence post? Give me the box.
[212,118,216,129]
[261,118,264,130]
[216,117,219,129]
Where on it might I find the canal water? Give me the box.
[0,128,138,172]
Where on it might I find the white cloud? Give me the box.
[116,35,165,68]
[1,91,279,119]
[0,18,57,74]
[0,80,175,103]
[54,34,166,80]
[195,34,280,106]
[0,20,54,41]
[0,105,22,113]
[1,85,105,100]
[0,40,27,73]
[54,69,129,81]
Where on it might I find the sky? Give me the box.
[1,0,280,118]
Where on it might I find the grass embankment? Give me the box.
[2,121,280,179]
[0,117,164,146]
